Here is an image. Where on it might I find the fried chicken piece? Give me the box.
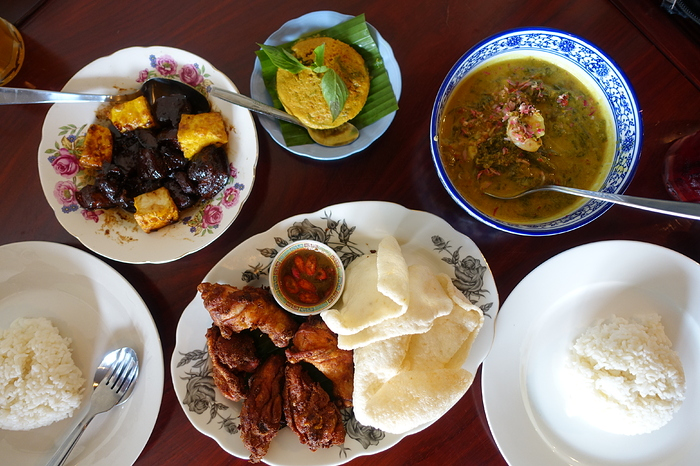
[205,325,259,401]
[198,283,299,347]
[285,315,354,408]
[283,362,346,451]
[240,352,286,463]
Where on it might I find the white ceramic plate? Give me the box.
[38,46,259,264]
[172,201,498,465]
[0,241,163,466]
[482,240,700,465]
[250,11,402,160]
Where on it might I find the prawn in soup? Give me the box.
[438,57,614,223]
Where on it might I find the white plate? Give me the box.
[38,46,259,264]
[0,241,163,466]
[250,11,402,160]
[171,201,498,465]
[482,240,700,465]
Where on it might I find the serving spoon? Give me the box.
[0,78,359,147]
[208,85,359,147]
[45,347,139,466]
[484,184,700,221]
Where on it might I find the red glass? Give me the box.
[664,130,700,202]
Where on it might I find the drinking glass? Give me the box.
[0,17,24,86]
[664,129,700,202]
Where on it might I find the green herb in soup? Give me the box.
[438,57,613,223]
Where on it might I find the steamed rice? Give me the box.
[566,313,685,435]
[0,317,85,431]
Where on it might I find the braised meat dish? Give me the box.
[198,283,299,347]
[285,315,354,408]
[76,92,230,232]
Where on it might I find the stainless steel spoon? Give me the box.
[208,86,359,147]
[0,86,143,104]
[0,78,359,147]
[484,184,700,221]
[45,347,139,466]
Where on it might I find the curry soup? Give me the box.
[438,56,614,223]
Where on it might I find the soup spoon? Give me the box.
[0,78,359,147]
[484,184,700,221]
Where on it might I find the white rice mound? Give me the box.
[566,314,686,435]
[0,317,85,431]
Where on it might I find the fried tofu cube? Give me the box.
[177,112,228,159]
[110,95,155,132]
[79,124,113,170]
[133,187,179,233]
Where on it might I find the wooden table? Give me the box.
[2,0,699,464]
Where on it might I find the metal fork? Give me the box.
[46,347,140,466]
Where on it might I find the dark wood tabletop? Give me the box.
[2,0,700,464]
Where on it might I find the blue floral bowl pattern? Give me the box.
[430,28,643,236]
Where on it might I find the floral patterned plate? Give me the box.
[171,201,498,465]
[37,46,258,264]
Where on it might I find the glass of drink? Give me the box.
[664,129,700,202]
[0,17,24,86]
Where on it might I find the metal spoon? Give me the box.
[0,79,211,109]
[46,347,139,466]
[484,184,700,221]
[0,78,359,147]
[208,85,359,147]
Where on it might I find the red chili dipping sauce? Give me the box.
[279,249,337,306]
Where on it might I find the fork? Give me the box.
[46,347,140,466]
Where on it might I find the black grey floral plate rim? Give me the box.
[170,200,499,466]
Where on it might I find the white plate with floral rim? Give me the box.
[171,200,498,465]
[482,240,700,465]
[38,46,258,264]
[0,241,163,465]
[250,11,402,160]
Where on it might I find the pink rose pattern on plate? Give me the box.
[44,55,245,236]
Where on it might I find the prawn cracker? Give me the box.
[321,236,409,335]
[336,266,454,349]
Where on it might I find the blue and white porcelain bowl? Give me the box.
[430,28,642,236]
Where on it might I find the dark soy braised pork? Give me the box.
[76,90,229,219]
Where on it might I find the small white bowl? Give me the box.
[269,240,345,315]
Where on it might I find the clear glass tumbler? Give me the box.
[0,17,24,86]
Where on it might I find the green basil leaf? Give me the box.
[257,43,307,74]
[313,44,326,68]
[312,65,329,73]
[321,69,348,121]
